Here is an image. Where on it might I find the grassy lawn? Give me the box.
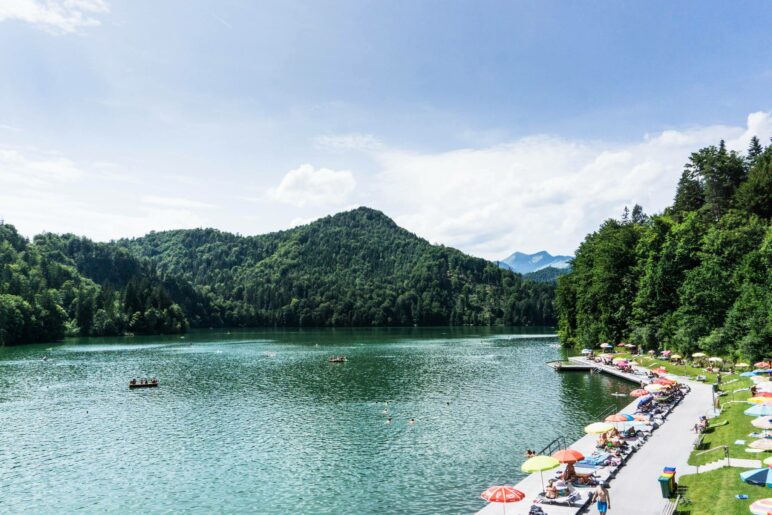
[676,467,769,514]
[688,376,764,466]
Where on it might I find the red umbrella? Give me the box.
[653,378,676,385]
[756,392,772,398]
[552,449,585,464]
[630,389,648,397]
[755,361,771,368]
[480,486,525,514]
[616,343,625,347]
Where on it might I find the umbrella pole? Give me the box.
[540,470,545,494]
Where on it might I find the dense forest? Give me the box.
[556,137,771,361]
[120,208,556,328]
[0,208,556,345]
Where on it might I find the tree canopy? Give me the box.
[556,139,772,361]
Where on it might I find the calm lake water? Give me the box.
[0,328,636,514]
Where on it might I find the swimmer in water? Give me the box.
[408,418,416,424]
[382,409,388,414]
[386,417,392,424]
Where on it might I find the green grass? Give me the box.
[676,467,768,514]
[688,377,764,466]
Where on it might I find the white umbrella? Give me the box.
[708,357,723,362]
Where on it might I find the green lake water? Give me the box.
[0,328,637,514]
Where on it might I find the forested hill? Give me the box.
[120,207,556,328]
[0,208,556,345]
[556,137,771,361]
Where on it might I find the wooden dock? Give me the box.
[546,360,594,371]
[565,356,649,385]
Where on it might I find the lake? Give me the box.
[0,328,636,514]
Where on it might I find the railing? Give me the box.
[694,445,729,474]
[599,403,619,420]
[537,435,568,457]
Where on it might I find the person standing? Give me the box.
[592,483,611,513]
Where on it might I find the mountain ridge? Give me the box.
[497,250,572,274]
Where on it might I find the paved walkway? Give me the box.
[477,365,719,515]
[609,380,714,515]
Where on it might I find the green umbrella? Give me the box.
[521,455,560,493]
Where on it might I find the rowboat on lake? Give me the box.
[129,378,158,389]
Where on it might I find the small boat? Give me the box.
[328,356,347,363]
[129,379,159,389]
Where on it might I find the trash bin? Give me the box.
[659,467,676,498]
[658,474,672,498]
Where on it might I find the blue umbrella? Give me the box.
[739,467,772,487]
[741,371,757,377]
[745,404,772,417]
[581,348,592,354]
[637,395,653,406]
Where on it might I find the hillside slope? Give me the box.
[120,207,557,328]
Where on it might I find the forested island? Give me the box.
[0,208,555,346]
[556,137,771,361]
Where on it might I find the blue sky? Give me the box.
[1,1,770,257]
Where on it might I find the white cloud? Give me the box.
[0,148,83,187]
[141,195,216,209]
[268,163,356,207]
[368,111,772,259]
[0,0,109,34]
[313,133,382,152]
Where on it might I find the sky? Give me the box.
[0,1,771,258]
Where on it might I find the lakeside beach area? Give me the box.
[478,353,771,515]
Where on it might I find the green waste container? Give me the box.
[658,475,673,498]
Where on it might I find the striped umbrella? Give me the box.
[480,486,525,514]
[750,498,772,515]
[740,468,772,487]
[748,397,772,405]
[746,405,772,417]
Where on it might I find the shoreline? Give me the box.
[477,359,715,515]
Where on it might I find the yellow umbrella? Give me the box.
[764,456,772,466]
[749,439,772,451]
[521,455,560,493]
[692,352,706,358]
[748,397,772,405]
[584,422,615,434]
[671,354,682,359]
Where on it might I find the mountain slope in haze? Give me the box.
[524,266,571,283]
[120,207,557,328]
[497,251,572,274]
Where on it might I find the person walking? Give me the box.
[592,483,611,513]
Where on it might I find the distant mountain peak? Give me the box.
[497,250,572,275]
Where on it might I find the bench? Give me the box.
[661,496,679,515]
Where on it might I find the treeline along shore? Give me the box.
[556,137,771,362]
[0,208,556,346]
